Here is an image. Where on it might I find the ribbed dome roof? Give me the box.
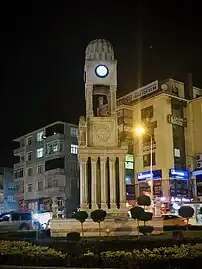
[85,39,114,61]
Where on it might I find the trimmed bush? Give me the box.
[139,225,154,235]
[66,231,81,242]
[0,240,66,266]
[1,240,202,268]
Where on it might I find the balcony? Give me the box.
[14,162,24,169]
[45,133,65,142]
[14,147,25,155]
[44,168,65,177]
[25,186,65,200]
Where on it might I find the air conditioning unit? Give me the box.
[196,161,202,169]
[196,153,202,161]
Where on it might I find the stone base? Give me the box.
[50,217,163,237]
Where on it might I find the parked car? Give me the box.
[0,211,42,232]
[163,214,189,226]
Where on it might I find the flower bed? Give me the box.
[1,240,202,268]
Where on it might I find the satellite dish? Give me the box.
[161,84,168,91]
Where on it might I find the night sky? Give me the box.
[0,1,202,167]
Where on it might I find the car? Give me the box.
[0,211,42,232]
[163,214,189,226]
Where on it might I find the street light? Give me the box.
[134,126,154,201]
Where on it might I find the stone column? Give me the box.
[91,157,97,209]
[119,156,126,208]
[85,84,93,117]
[109,157,116,209]
[110,85,117,116]
[80,157,88,208]
[100,156,107,209]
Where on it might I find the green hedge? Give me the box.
[1,240,202,268]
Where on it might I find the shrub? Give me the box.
[0,240,66,266]
[137,195,151,207]
[139,225,154,235]
[179,206,194,230]
[66,232,81,242]
[75,211,88,236]
[91,209,107,236]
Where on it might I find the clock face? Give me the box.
[95,64,109,78]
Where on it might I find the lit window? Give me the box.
[27,184,32,192]
[71,144,78,154]
[37,148,44,158]
[71,127,78,137]
[27,167,32,176]
[52,141,58,152]
[36,131,44,142]
[37,164,43,174]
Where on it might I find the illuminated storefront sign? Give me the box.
[169,169,189,179]
[167,115,187,127]
[137,170,162,181]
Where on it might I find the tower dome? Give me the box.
[85,39,114,61]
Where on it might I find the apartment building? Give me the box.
[100,76,202,205]
[0,167,19,213]
[13,121,79,216]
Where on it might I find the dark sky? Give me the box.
[0,1,202,166]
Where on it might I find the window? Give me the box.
[46,141,60,154]
[141,106,153,122]
[142,127,155,144]
[14,168,24,179]
[27,136,32,146]
[20,154,24,162]
[37,148,44,158]
[125,154,134,170]
[71,144,78,154]
[71,127,78,137]
[52,141,58,152]
[27,167,32,176]
[53,179,58,188]
[70,161,79,171]
[36,131,44,142]
[37,164,43,174]
[27,151,33,161]
[143,152,156,167]
[27,184,32,192]
[37,181,43,191]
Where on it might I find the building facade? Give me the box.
[100,76,202,204]
[13,121,79,216]
[0,167,18,214]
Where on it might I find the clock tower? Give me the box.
[78,39,128,216]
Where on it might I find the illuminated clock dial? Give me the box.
[95,64,109,78]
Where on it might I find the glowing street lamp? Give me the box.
[134,125,154,201]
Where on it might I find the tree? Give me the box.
[91,209,107,236]
[139,211,153,226]
[138,211,153,235]
[179,206,194,230]
[75,211,88,236]
[137,195,151,209]
[130,206,145,238]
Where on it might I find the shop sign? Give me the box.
[137,169,162,181]
[169,169,189,180]
[167,114,187,127]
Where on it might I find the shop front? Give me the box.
[137,169,163,197]
[169,168,191,214]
